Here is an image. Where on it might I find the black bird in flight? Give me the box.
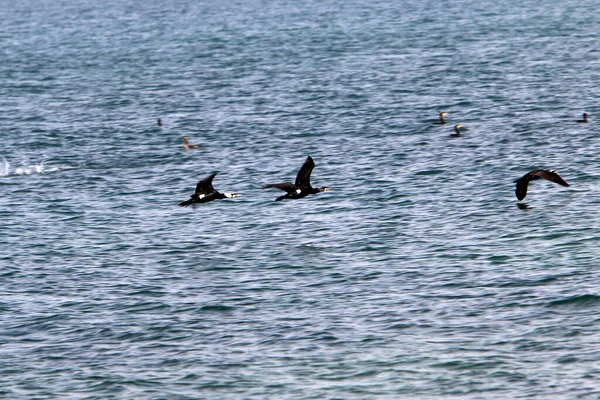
[261,156,331,201]
[513,169,569,201]
[179,173,240,207]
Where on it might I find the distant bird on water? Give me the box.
[157,118,163,127]
[450,124,462,137]
[435,112,448,125]
[183,136,199,149]
[178,173,240,207]
[261,156,331,201]
[513,170,570,201]
[577,113,588,123]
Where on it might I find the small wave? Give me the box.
[415,169,445,176]
[199,305,234,313]
[546,294,600,308]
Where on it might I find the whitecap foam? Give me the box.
[0,155,74,177]
[0,156,9,177]
[15,164,45,175]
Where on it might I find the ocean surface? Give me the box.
[1,0,600,398]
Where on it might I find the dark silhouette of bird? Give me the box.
[450,124,462,137]
[577,113,588,123]
[513,170,569,201]
[183,136,199,149]
[261,156,331,201]
[179,173,240,207]
[435,112,448,125]
[157,118,163,127]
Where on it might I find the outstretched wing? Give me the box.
[295,156,315,189]
[514,177,529,201]
[532,170,570,187]
[195,173,217,195]
[261,182,296,193]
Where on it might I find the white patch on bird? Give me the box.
[296,189,301,194]
[198,194,205,199]
[224,192,239,198]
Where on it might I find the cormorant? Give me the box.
[450,124,462,137]
[435,112,448,125]
[261,156,331,201]
[577,113,588,123]
[513,169,569,201]
[179,173,240,207]
[183,136,199,149]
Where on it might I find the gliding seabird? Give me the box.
[179,173,240,207]
[513,169,569,201]
[261,156,331,201]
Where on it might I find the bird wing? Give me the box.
[261,182,296,192]
[514,177,529,201]
[532,170,570,187]
[195,173,217,194]
[295,156,315,189]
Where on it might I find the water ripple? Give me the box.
[2,0,600,398]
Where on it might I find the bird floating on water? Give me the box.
[179,173,240,207]
[577,113,588,123]
[435,112,448,125]
[513,169,570,201]
[183,136,199,149]
[261,156,331,201]
[157,118,163,127]
[450,124,462,137]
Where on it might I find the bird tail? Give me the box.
[179,199,193,207]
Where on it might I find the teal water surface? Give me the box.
[1,0,600,398]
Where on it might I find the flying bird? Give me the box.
[179,173,240,207]
[513,169,569,201]
[261,156,331,201]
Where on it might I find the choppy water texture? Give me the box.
[1,0,600,398]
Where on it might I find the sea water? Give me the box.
[1,0,599,398]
